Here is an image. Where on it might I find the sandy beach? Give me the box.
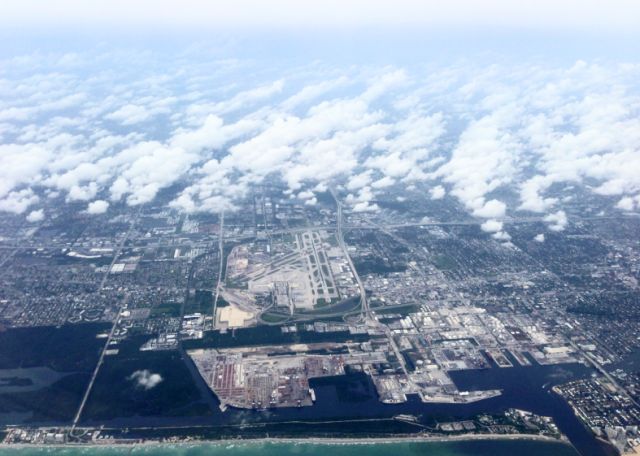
[0,432,572,449]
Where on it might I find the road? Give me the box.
[211,211,225,329]
[98,217,137,291]
[71,294,128,433]
[71,215,138,432]
[329,189,370,323]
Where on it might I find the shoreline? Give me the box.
[0,433,574,449]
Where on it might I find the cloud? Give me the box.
[616,196,636,211]
[435,109,521,217]
[353,201,380,212]
[281,76,349,111]
[0,189,39,214]
[544,210,568,231]
[518,175,557,213]
[480,219,503,233]
[1,55,639,228]
[371,176,395,189]
[67,182,98,201]
[128,369,163,390]
[429,185,445,200]
[186,80,284,119]
[106,104,154,125]
[0,143,51,200]
[26,209,44,222]
[347,171,373,191]
[108,141,199,205]
[87,199,109,214]
[492,230,511,241]
[472,199,506,218]
[170,114,263,154]
[534,233,545,242]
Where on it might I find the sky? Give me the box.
[1,1,638,63]
[1,0,639,30]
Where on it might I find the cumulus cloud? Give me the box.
[86,199,109,214]
[0,54,639,226]
[435,109,520,216]
[108,141,199,205]
[371,176,395,189]
[518,175,558,213]
[128,369,163,390]
[170,114,263,154]
[472,199,506,219]
[186,79,284,119]
[26,209,44,222]
[429,185,445,200]
[480,219,503,233]
[492,230,511,241]
[0,144,50,200]
[106,104,154,125]
[347,171,373,191]
[616,196,636,211]
[281,76,349,111]
[67,182,98,201]
[0,189,39,214]
[544,210,568,231]
[352,201,380,212]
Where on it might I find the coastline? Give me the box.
[0,432,573,449]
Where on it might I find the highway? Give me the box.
[71,214,138,432]
[329,189,370,323]
[71,294,128,433]
[211,211,225,329]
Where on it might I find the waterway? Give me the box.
[80,358,614,456]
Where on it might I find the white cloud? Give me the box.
[186,80,284,119]
[492,230,511,241]
[108,141,199,205]
[473,199,506,219]
[544,210,568,231]
[0,189,39,214]
[518,175,557,213]
[87,199,109,214]
[480,219,503,233]
[0,143,51,199]
[347,171,373,191]
[435,110,521,216]
[67,182,98,202]
[352,201,380,212]
[281,76,350,111]
[616,196,635,211]
[430,185,445,200]
[534,233,545,242]
[170,114,263,154]
[128,369,163,390]
[106,104,153,125]
[26,209,44,222]
[297,190,315,200]
[371,176,395,189]
[1,56,639,225]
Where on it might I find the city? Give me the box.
[1,180,639,455]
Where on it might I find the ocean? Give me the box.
[0,441,580,456]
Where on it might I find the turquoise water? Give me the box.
[0,441,580,456]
